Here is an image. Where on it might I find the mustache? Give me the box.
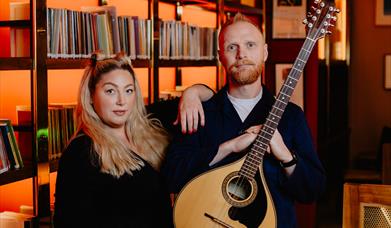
[229,59,256,71]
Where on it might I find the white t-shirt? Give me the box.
[227,88,263,122]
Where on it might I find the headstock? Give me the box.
[303,0,339,41]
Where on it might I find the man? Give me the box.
[163,13,325,227]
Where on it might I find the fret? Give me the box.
[274,106,284,112]
[239,169,253,178]
[277,99,288,105]
[247,155,261,164]
[302,48,311,53]
[266,118,278,125]
[270,113,280,119]
[242,163,255,172]
[259,135,271,144]
[292,66,302,72]
[284,84,294,90]
[262,125,275,134]
[254,139,269,149]
[248,153,262,162]
[297,58,305,63]
[280,91,289,97]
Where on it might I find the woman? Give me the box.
[54,53,173,227]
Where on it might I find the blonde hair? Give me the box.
[75,53,169,177]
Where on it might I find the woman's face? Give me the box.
[92,69,136,130]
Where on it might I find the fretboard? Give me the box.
[239,37,317,178]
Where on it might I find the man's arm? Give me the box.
[174,84,214,134]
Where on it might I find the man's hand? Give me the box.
[173,84,214,134]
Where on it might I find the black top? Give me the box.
[54,134,173,228]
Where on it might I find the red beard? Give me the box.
[228,59,262,85]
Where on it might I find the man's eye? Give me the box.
[247,42,256,48]
[227,45,237,51]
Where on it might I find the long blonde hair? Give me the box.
[75,53,169,177]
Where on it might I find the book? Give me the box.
[0,134,11,174]
[0,211,34,228]
[0,120,22,169]
[9,2,30,57]
[16,105,32,162]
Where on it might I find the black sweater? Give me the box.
[53,134,173,228]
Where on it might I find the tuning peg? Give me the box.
[334,8,340,13]
[308,23,314,28]
[314,0,321,4]
[326,31,332,35]
[311,6,317,11]
[303,19,308,24]
[332,16,337,21]
[320,2,325,7]
[316,9,321,14]
[312,16,317,21]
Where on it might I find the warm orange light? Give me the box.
[47,0,98,10]
[182,6,216,28]
[182,67,216,90]
[0,70,31,123]
[0,178,33,212]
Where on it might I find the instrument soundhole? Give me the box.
[227,176,252,201]
[222,172,258,207]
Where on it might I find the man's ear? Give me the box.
[218,49,225,65]
[263,44,268,62]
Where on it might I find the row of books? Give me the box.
[47,6,151,59]
[46,5,217,60]
[159,20,217,60]
[0,119,23,174]
[48,104,77,160]
[14,104,77,165]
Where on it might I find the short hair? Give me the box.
[218,12,263,50]
[75,52,169,177]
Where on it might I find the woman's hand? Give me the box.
[173,84,214,134]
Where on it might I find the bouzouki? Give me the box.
[174,1,338,227]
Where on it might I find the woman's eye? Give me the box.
[105,89,115,94]
[126,88,134,94]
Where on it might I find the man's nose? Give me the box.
[236,46,247,59]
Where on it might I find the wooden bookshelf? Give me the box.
[0,163,34,186]
[46,58,150,69]
[158,59,217,67]
[0,20,31,28]
[0,57,32,70]
[159,0,262,15]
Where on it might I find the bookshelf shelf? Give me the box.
[46,58,150,69]
[0,20,31,28]
[159,0,262,15]
[158,59,218,67]
[0,163,34,186]
[0,57,32,70]
[13,125,33,132]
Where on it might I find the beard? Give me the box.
[228,59,262,86]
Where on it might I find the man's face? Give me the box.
[219,21,268,86]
